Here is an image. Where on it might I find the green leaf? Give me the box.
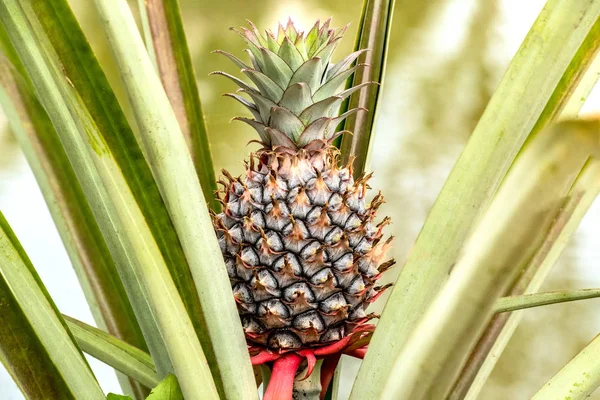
[0,1,220,398]
[92,1,256,398]
[146,375,184,400]
[352,3,600,398]
[107,394,134,400]
[259,47,294,88]
[525,16,600,143]
[243,68,285,102]
[0,212,104,399]
[22,0,215,381]
[0,25,149,399]
[288,57,322,93]
[339,0,394,177]
[138,0,219,212]
[531,333,600,399]
[278,36,304,71]
[1,0,169,376]
[456,160,600,400]
[64,315,159,389]
[450,16,600,398]
[279,82,313,116]
[313,65,362,103]
[380,119,600,400]
[493,289,600,313]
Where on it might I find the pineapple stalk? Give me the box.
[212,19,393,399]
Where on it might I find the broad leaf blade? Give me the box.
[0,1,219,398]
[64,315,159,389]
[450,16,600,398]
[1,0,170,376]
[456,159,600,400]
[139,0,219,212]
[352,3,600,398]
[380,120,600,399]
[339,0,394,177]
[0,212,104,399]
[24,0,211,381]
[526,16,600,142]
[93,1,257,398]
[0,29,149,399]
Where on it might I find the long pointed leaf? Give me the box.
[494,289,600,313]
[532,333,600,399]
[64,315,159,389]
[23,0,213,381]
[380,120,600,399]
[339,0,394,177]
[0,34,148,398]
[139,0,219,212]
[352,3,600,398]
[0,212,104,399]
[3,0,169,376]
[450,16,600,398]
[526,15,600,143]
[92,1,257,398]
[457,159,600,400]
[0,1,219,398]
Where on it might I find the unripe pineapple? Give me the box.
[212,19,393,353]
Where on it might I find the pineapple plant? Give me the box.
[211,20,393,397]
[1,0,600,399]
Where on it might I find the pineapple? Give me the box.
[212,19,393,356]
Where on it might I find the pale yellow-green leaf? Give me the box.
[0,0,173,376]
[352,2,600,398]
[380,119,600,400]
[0,1,218,398]
[92,1,256,398]
[459,159,600,400]
[453,15,600,397]
[532,333,600,400]
[0,37,148,398]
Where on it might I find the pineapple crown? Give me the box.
[212,19,372,151]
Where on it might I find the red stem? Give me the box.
[263,353,303,400]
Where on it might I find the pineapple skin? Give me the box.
[212,20,393,350]
[214,150,392,350]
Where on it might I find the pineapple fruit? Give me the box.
[212,19,393,355]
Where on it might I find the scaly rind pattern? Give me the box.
[212,19,373,149]
[212,19,393,351]
[214,150,393,349]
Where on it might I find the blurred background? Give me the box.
[2,0,600,399]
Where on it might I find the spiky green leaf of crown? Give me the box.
[213,19,371,150]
